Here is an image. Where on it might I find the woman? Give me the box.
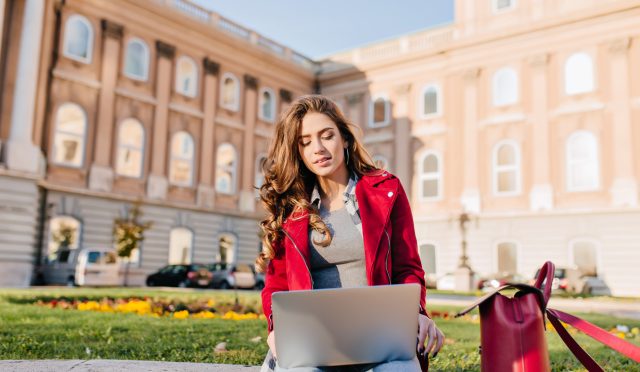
[256,95,444,372]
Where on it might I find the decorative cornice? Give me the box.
[155,41,176,59]
[243,74,258,89]
[203,58,220,75]
[394,83,411,96]
[608,37,631,54]
[279,88,292,103]
[527,53,549,68]
[463,68,480,81]
[101,19,123,39]
[346,92,364,105]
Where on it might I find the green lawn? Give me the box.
[0,288,638,371]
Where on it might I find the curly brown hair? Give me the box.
[255,95,377,272]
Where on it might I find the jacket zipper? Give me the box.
[384,229,392,284]
[282,229,314,289]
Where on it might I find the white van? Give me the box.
[41,247,121,286]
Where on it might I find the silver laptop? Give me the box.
[272,284,420,369]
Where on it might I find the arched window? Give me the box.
[496,242,518,274]
[566,131,599,191]
[570,240,598,276]
[259,88,276,122]
[492,68,518,106]
[372,155,389,171]
[492,141,521,195]
[419,152,442,200]
[218,233,237,264]
[47,216,82,261]
[369,96,390,127]
[168,227,193,264]
[565,53,594,95]
[115,119,145,178]
[493,0,515,12]
[123,38,149,81]
[169,131,195,186]
[255,154,268,196]
[418,243,437,275]
[420,84,441,117]
[215,143,238,194]
[63,15,93,63]
[52,103,87,167]
[175,56,198,97]
[220,73,240,111]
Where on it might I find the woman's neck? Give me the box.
[317,166,349,208]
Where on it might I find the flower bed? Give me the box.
[36,297,265,320]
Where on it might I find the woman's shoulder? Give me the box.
[360,169,399,187]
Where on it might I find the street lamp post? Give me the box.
[455,211,475,292]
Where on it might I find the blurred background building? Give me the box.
[1,0,639,296]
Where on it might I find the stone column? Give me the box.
[608,37,637,207]
[88,20,123,192]
[527,53,553,211]
[346,93,364,139]
[5,0,45,174]
[279,88,292,118]
[460,68,481,213]
[393,83,411,187]
[196,57,220,209]
[147,41,175,200]
[239,74,258,212]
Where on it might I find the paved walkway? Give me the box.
[0,360,261,371]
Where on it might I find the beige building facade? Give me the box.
[1,0,639,296]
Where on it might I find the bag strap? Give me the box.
[547,308,640,365]
[533,261,555,307]
[455,283,544,317]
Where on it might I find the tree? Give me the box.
[113,202,152,286]
[52,222,76,251]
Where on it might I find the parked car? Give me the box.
[529,266,611,295]
[477,272,528,291]
[39,247,121,286]
[207,262,256,289]
[145,264,212,288]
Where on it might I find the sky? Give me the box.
[191,0,454,59]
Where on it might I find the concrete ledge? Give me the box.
[0,360,261,371]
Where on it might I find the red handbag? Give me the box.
[457,261,640,371]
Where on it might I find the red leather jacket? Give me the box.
[261,171,427,331]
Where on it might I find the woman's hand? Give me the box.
[417,314,444,358]
[267,331,277,358]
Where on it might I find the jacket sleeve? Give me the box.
[261,236,289,332]
[389,181,429,317]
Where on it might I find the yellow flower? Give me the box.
[173,310,189,319]
[207,299,216,307]
[631,327,639,335]
[78,301,101,311]
[616,332,626,339]
[193,311,217,319]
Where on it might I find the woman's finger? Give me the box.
[432,328,445,357]
[417,318,428,352]
[424,321,436,355]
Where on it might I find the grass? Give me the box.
[1,288,639,371]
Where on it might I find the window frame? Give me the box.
[566,131,600,192]
[220,72,241,111]
[419,84,442,119]
[492,67,519,107]
[368,94,391,128]
[52,102,88,169]
[62,14,94,64]
[258,87,277,122]
[168,227,194,265]
[418,151,443,201]
[174,55,198,98]
[492,0,516,13]
[564,52,595,96]
[168,131,195,187]
[494,241,519,274]
[492,140,522,196]
[215,143,238,195]
[115,118,145,179]
[123,37,150,81]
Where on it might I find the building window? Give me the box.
[123,38,149,81]
[566,131,599,191]
[418,243,437,275]
[369,96,390,127]
[220,73,240,111]
[255,154,268,196]
[570,240,598,276]
[492,68,518,107]
[115,119,145,178]
[63,14,93,63]
[496,242,518,274]
[492,141,521,195]
[564,53,594,95]
[372,155,389,170]
[168,227,193,264]
[169,131,195,187]
[52,103,87,168]
[493,0,515,12]
[258,88,276,122]
[218,233,236,264]
[47,216,82,261]
[420,84,441,118]
[419,152,442,200]
[175,56,198,97]
[215,143,238,195]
